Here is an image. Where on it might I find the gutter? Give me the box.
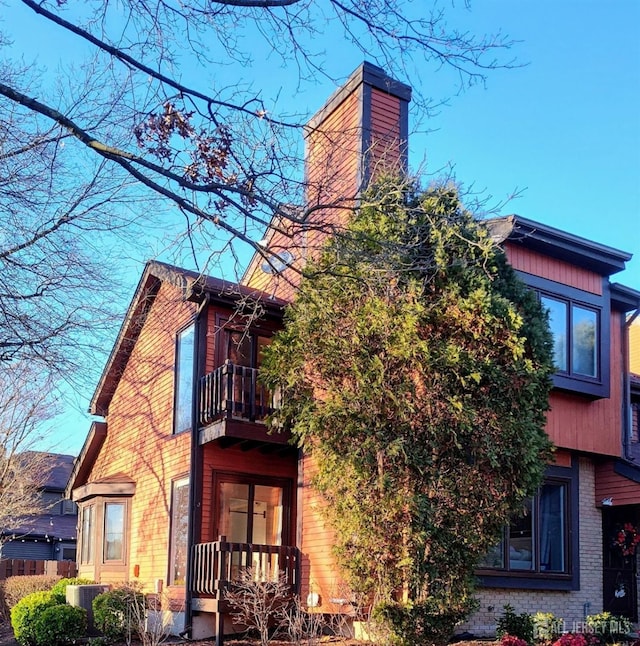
[184,292,210,639]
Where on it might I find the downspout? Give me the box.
[623,307,640,460]
[185,292,210,638]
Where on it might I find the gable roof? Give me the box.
[90,261,287,417]
[19,452,75,491]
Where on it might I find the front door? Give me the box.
[602,506,638,620]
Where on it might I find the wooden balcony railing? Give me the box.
[199,360,276,426]
[190,538,299,596]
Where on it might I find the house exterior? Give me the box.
[2,452,78,562]
[67,62,640,641]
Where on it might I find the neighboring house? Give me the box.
[66,62,640,641]
[2,452,78,562]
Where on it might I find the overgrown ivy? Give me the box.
[261,178,555,644]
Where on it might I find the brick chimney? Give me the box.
[242,62,411,300]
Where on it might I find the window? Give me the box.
[104,502,125,561]
[80,505,94,564]
[214,474,291,546]
[541,295,598,379]
[169,478,190,585]
[517,272,610,398]
[215,474,291,580]
[478,466,579,591]
[174,324,195,433]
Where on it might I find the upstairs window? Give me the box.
[541,295,599,379]
[517,272,610,399]
[174,323,195,434]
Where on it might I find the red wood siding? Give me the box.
[243,84,406,302]
[595,460,640,506]
[505,244,603,295]
[298,454,345,611]
[83,281,195,588]
[545,309,623,456]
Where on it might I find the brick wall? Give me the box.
[459,457,603,637]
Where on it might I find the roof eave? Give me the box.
[488,215,632,277]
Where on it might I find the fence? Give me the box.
[0,559,77,580]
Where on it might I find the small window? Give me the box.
[104,502,125,561]
[479,479,570,576]
[169,478,190,585]
[80,505,94,564]
[174,324,195,434]
[62,499,77,515]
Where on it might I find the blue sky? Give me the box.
[5,0,639,454]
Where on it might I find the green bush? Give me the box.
[10,591,60,646]
[33,604,87,646]
[1,575,61,611]
[586,612,632,643]
[49,577,95,600]
[497,605,534,645]
[373,599,471,646]
[93,586,144,643]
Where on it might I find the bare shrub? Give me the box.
[224,567,292,646]
[1,575,60,615]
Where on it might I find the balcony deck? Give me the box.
[198,361,290,446]
[190,538,299,612]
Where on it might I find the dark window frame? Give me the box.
[173,322,196,434]
[212,471,293,546]
[477,461,580,591]
[517,272,610,399]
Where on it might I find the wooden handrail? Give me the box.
[190,539,299,596]
[199,362,276,427]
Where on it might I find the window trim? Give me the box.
[477,461,580,591]
[173,322,196,434]
[168,476,190,586]
[77,497,131,577]
[517,271,610,399]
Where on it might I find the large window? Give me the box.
[169,478,190,585]
[174,324,195,433]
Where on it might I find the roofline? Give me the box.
[488,215,632,277]
[611,283,640,312]
[65,421,108,497]
[90,261,287,416]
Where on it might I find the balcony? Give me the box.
[198,361,290,446]
[190,538,299,611]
